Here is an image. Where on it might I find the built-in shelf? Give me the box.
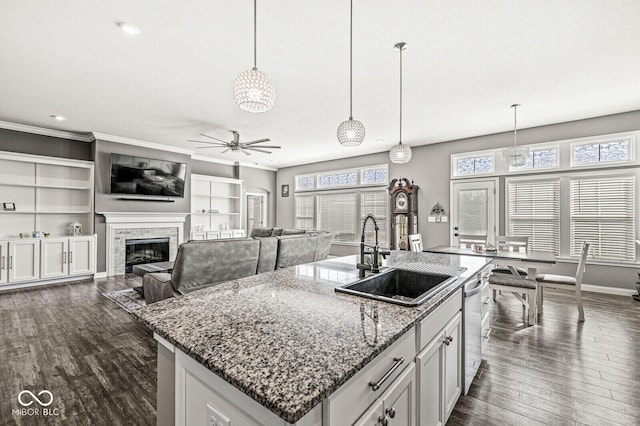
[190,174,244,239]
[0,182,91,190]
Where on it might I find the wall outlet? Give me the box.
[206,403,231,426]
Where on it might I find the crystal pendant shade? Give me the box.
[337,118,365,146]
[502,145,530,167]
[390,143,412,163]
[233,68,275,113]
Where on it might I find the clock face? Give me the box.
[395,192,408,211]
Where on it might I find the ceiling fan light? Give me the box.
[390,143,412,163]
[234,68,275,113]
[337,118,365,146]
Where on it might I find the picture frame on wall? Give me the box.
[281,184,289,197]
[3,202,15,211]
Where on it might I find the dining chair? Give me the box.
[408,234,423,252]
[491,235,529,278]
[488,272,538,326]
[536,241,590,322]
[458,234,487,250]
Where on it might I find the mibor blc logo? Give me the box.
[12,390,60,417]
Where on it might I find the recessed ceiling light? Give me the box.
[50,114,66,121]
[377,138,385,143]
[117,22,141,36]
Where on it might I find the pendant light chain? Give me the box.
[349,0,353,119]
[253,0,257,69]
[389,42,411,163]
[399,46,403,145]
[512,103,519,147]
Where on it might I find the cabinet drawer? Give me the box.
[417,289,462,350]
[481,314,491,353]
[326,328,416,426]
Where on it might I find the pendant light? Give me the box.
[337,0,365,146]
[389,42,412,163]
[233,0,275,113]
[502,103,529,167]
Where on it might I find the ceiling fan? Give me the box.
[188,130,281,155]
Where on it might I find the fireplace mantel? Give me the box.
[98,212,188,276]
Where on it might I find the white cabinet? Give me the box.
[416,312,462,426]
[190,174,244,240]
[0,151,94,240]
[0,241,8,284]
[7,240,40,283]
[355,363,416,426]
[69,236,95,275]
[40,237,68,279]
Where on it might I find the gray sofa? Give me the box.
[142,231,332,304]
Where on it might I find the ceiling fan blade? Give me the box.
[242,138,271,145]
[221,148,231,154]
[188,140,229,146]
[249,145,280,149]
[241,149,251,155]
[200,134,230,143]
[246,147,273,154]
[195,145,229,150]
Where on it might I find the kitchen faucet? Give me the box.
[357,214,390,278]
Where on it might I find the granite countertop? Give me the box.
[134,251,491,424]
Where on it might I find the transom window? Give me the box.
[510,148,558,170]
[318,171,357,189]
[455,155,493,176]
[572,139,630,165]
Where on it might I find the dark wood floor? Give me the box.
[1,276,639,425]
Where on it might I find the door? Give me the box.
[0,241,7,284]
[69,236,95,276]
[451,179,498,246]
[246,193,266,230]
[443,313,463,421]
[8,240,40,283]
[382,363,416,426]
[40,237,68,279]
[417,331,445,426]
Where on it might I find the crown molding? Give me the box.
[191,154,278,171]
[0,120,94,142]
[92,132,194,155]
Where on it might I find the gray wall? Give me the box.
[239,166,277,228]
[276,109,640,290]
[191,159,235,178]
[0,128,92,160]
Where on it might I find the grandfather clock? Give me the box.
[388,178,419,250]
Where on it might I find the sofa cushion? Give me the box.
[281,228,306,235]
[249,227,274,238]
[271,228,283,236]
[313,232,332,261]
[275,235,318,269]
[171,238,260,294]
[142,272,179,304]
[255,236,278,273]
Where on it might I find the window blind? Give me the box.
[361,190,388,246]
[507,179,560,254]
[570,176,635,261]
[317,192,358,242]
[295,195,315,230]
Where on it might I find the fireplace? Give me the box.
[125,237,170,273]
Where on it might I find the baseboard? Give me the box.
[0,275,93,292]
[582,284,637,296]
[94,272,108,279]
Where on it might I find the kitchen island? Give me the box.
[135,251,491,426]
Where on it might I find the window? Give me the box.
[507,179,560,254]
[510,148,558,170]
[572,139,631,165]
[295,175,315,191]
[295,195,315,229]
[570,175,635,262]
[294,165,389,245]
[317,192,358,242]
[455,155,493,176]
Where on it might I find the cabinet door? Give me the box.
[40,238,68,279]
[206,231,221,240]
[353,397,384,426]
[8,240,40,283]
[383,362,416,426]
[417,331,446,426]
[68,236,95,276]
[0,241,7,284]
[220,230,233,239]
[232,230,245,238]
[190,232,206,241]
[443,312,463,421]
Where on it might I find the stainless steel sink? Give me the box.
[335,268,458,307]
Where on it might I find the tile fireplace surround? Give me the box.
[99,212,188,276]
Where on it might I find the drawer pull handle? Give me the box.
[369,357,404,391]
[9,256,13,270]
[443,335,453,346]
[483,328,492,339]
[482,296,491,305]
[1,255,4,270]
[378,415,389,426]
[386,407,396,418]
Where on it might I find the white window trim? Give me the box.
[295,173,316,192]
[295,164,389,192]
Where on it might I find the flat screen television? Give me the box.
[109,154,187,197]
